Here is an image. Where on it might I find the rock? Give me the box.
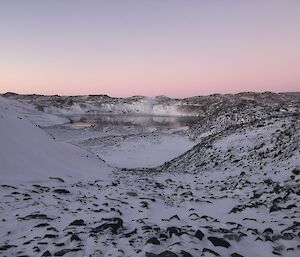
[270,204,281,213]
[49,177,65,182]
[43,234,58,239]
[208,236,231,248]
[0,244,17,251]
[146,237,160,245]
[91,217,123,234]
[167,227,182,237]
[292,168,300,176]
[181,250,193,257]
[127,191,138,196]
[146,253,158,257]
[123,228,137,237]
[231,253,244,257]
[53,189,70,194]
[69,219,85,226]
[145,251,179,257]
[158,251,179,257]
[169,215,181,221]
[41,250,51,256]
[71,234,81,241]
[35,223,49,228]
[224,233,242,242]
[195,229,204,240]
[281,232,294,240]
[263,228,274,234]
[202,248,220,256]
[53,248,81,256]
[20,214,52,220]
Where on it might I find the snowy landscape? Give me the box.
[0,92,299,257]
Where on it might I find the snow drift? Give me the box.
[0,97,112,184]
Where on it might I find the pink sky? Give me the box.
[0,1,299,97]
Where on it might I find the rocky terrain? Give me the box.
[0,92,299,257]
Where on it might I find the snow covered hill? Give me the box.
[0,93,299,257]
[0,96,112,183]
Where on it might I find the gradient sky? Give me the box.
[0,0,300,97]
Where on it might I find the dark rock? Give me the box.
[158,251,179,257]
[20,214,52,220]
[91,217,123,234]
[123,228,137,237]
[0,244,17,251]
[147,237,160,245]
[169,214,180,221]
[53,189,70,194]
[270,204,281,213]
[202,248,220,256]
[272,251,281,256]
[195,229,204,240]
[35,223,50,228]
[43,234,58,239]
[208,236,231,248]
[181,250,193,257]
[53,249,81,256]
[167,227,182,237]
[145,251,179,257]
[71,234,81,241]
[231,253,244,257]
[69,219,85,226]
[41,250,51,256]
[127,191,138,196]
[49,177,65,182]
[263,228,274,234]
[146,253,157,257]
[292,168,300,176]
[281,232,294,240]
[224,233,242,242]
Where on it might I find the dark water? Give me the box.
[67,114,198,129]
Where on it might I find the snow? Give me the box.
[0,96,112,183]
[0,94,299,257]
[99,132,195,168]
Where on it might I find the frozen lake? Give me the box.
[47,114,198,168]
[66,114,198,129]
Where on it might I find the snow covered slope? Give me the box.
[0,97,112,183]
[0,94,299,257]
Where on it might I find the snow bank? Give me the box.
[0,97,112,184]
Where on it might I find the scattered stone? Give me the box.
[231,253,244,257]
[127,191,138,196]
[208,236,231,248]
[71,234,81,242]
[195,229,204,240]
[49,177,65,182]
[146,237,160,245]
[202,248,220,256]
[20,214,52,220]
[69,219,85,226]
[53,189,70,194]
[181,250,193,257]
[91,217,123,234]
[43,234,58,239]
[167,227,182,237]
[53,248,81,256]
[41,250,51,256]
[0,244,17,251]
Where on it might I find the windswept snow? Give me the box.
[0,96,111,183]
[0,93,299,257]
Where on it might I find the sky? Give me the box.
[0,0,300,97]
